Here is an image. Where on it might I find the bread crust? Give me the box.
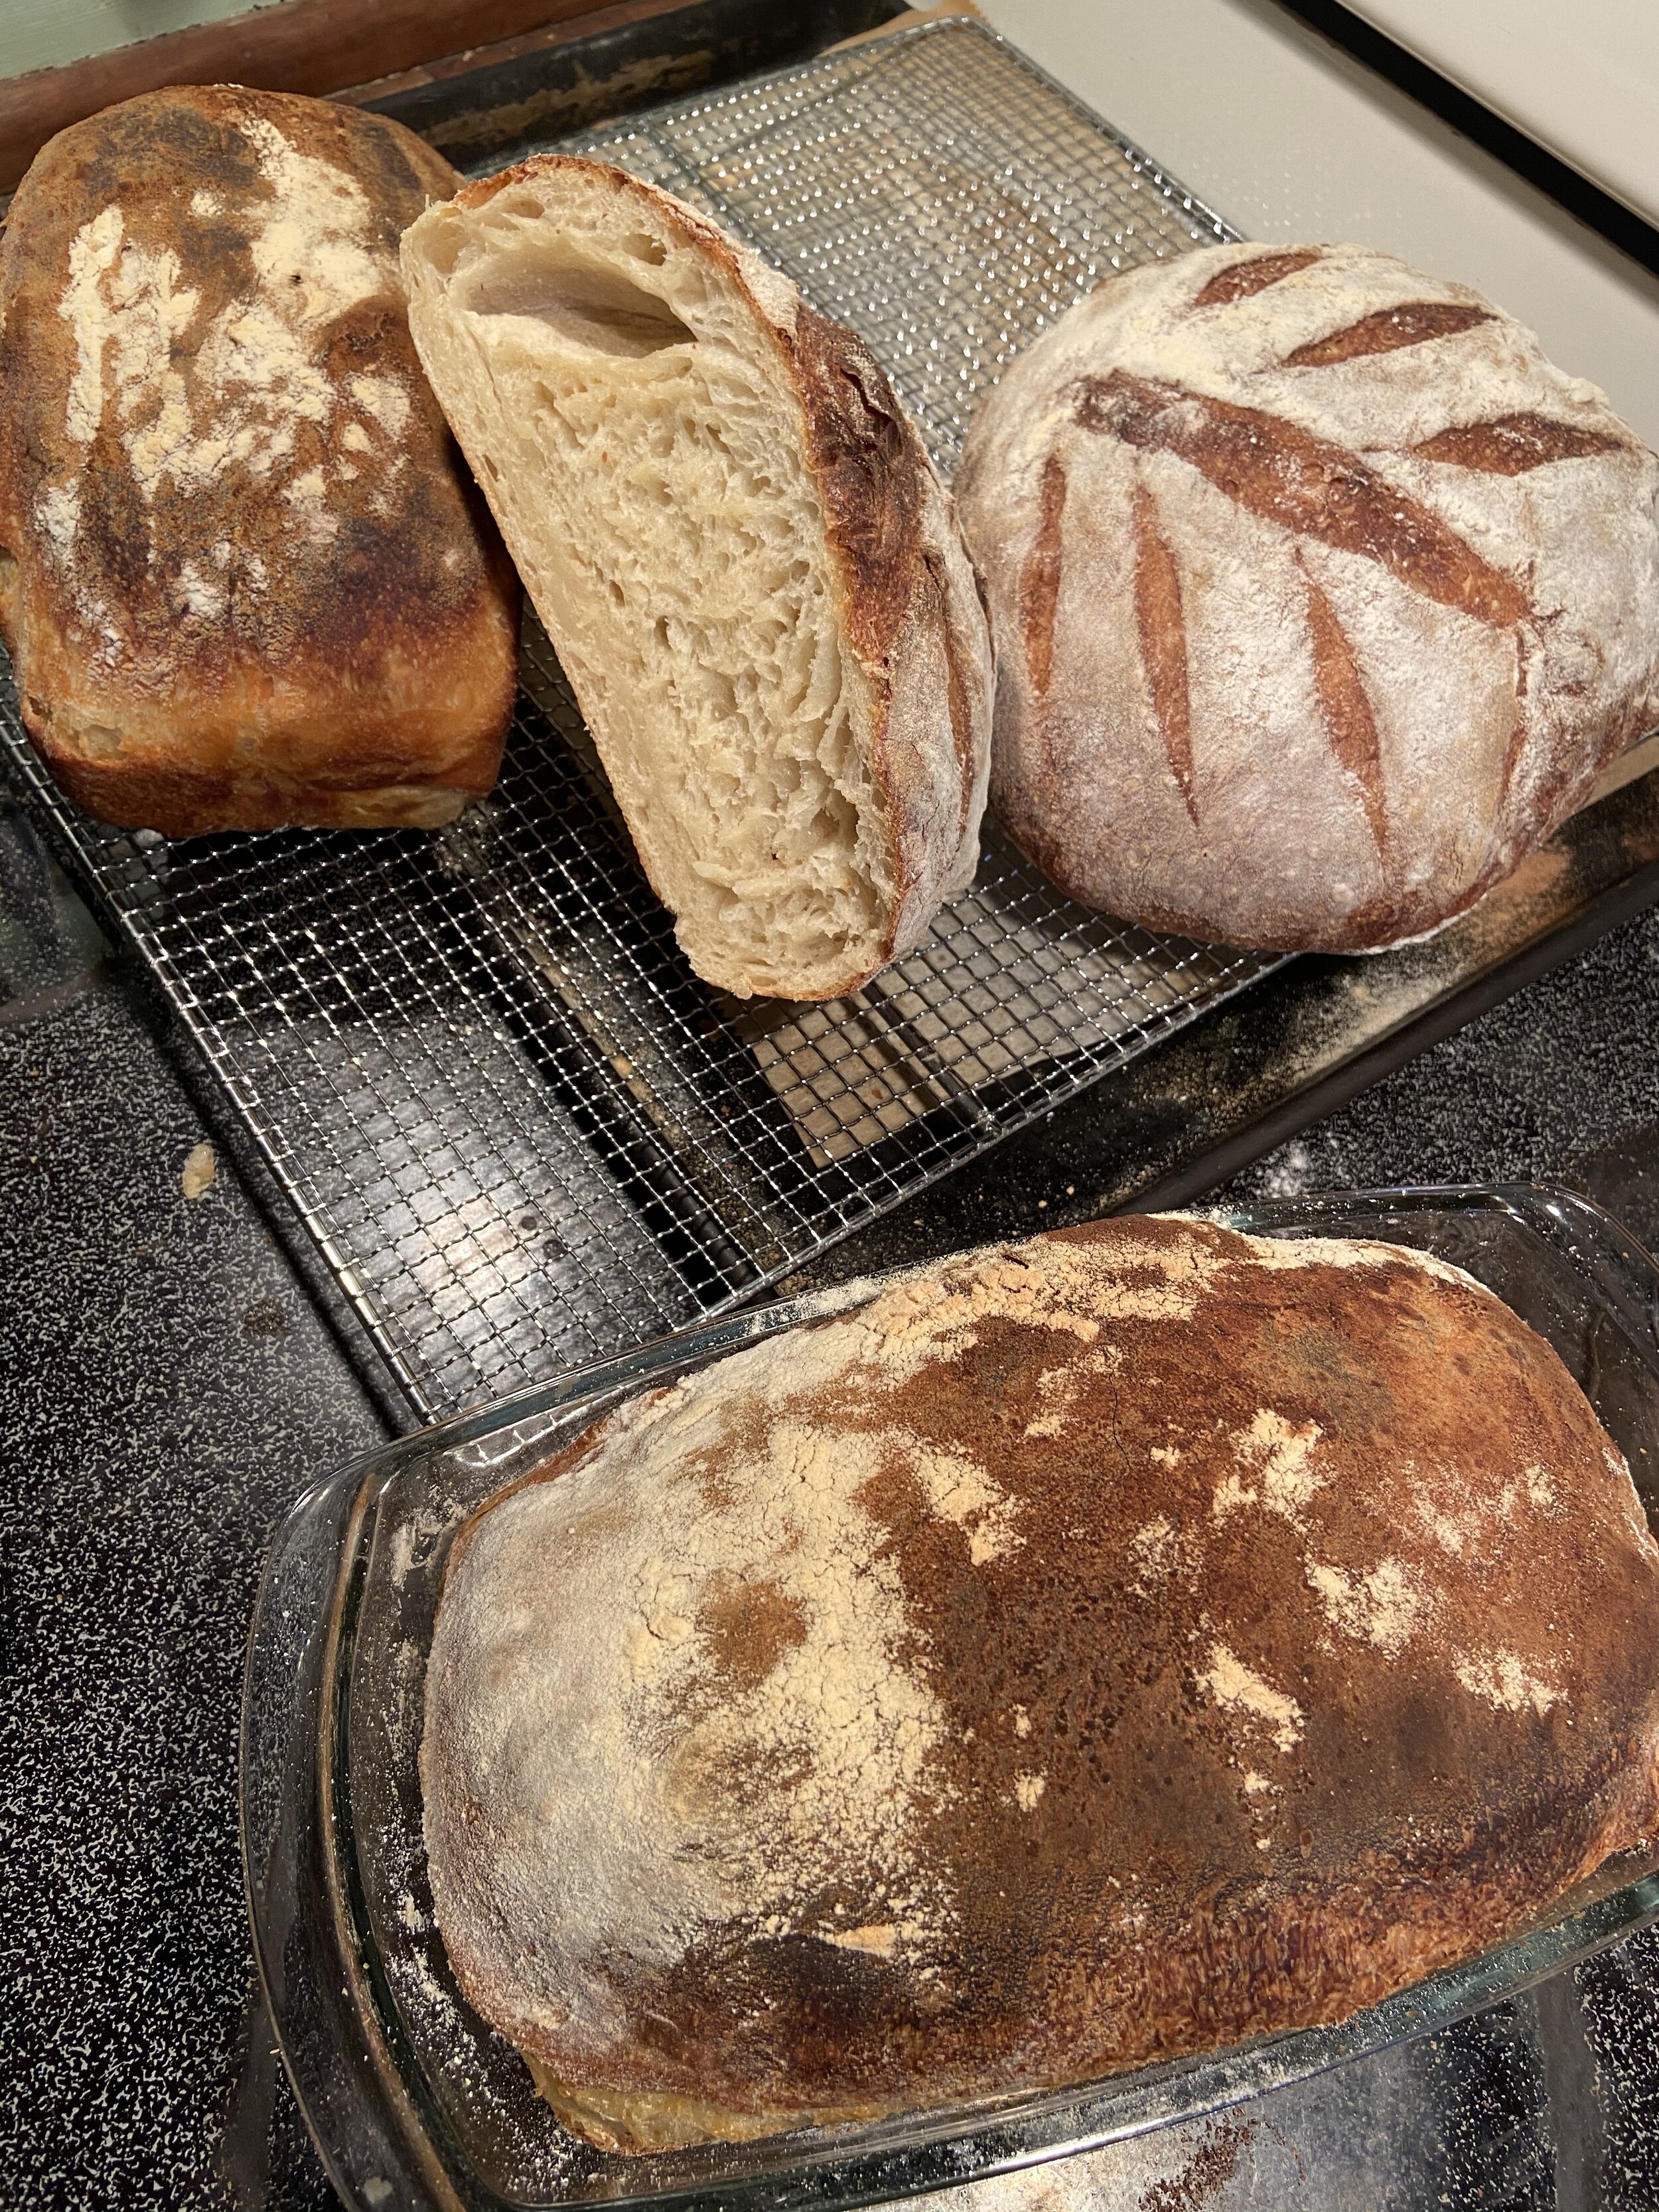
[955,242,1659,952]
[0,86,520,836]
[421,1215,1659,2148]
[403,157,991,998]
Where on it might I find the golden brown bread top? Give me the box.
[0,86,519,834]
[421,1215,1659,2149]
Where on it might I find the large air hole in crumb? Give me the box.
[421,222,465,280]
[465,250,693,356]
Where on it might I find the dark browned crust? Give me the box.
[1132,480,1196,824]
[1192,248,1323,310]
[792,299,936,930]
[1284,301,1494,367]
[1412,412,1628,475]
[1074,372,1532,630]
[429,1215,1659,2139]
[791,304,925,669]
[1019,453,1066,700]
[791,294,991,938]
[922,543,983,831]
[0,86,520,837]
[1298,550,1388,857]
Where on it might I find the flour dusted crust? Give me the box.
[400,157,991,1000]
[421,1214,1659,2150]
[955,242,1659,951]
[0,87,520,836]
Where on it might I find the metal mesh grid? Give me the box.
[0,20,1279,1420]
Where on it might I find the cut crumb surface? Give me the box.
[180,1141,216,1199]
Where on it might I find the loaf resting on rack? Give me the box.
[956,241,1659,952]
[400,155,993,1001]
[420,1212,1659,2152]
[0,86,520,837]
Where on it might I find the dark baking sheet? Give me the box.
[3,11,1658,1426]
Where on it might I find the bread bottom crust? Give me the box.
[38,747,484,836]
[524,2056,901,2155]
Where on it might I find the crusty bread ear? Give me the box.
[401,155,991,1001]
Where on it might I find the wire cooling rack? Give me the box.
[0,19,1281,1420]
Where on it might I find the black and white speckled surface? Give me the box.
[7,776,1659,2207]
[1224,902,1659,1223]
[1,800,384,2207]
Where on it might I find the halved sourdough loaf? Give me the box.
[400,157,992,1001]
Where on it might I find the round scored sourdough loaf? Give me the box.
[421,1214,1659,2152]
[0,87,520,837]
[399,157,992,1002]
[954,242,1659,951]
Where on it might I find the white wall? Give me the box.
[1345,0,1659,229]
[977,0,1659,444]
[2,0,281,80]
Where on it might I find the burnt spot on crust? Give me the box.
[1411,412,1626,475]
[1284,301,1494,367]
[1019,453,1067,699]
[1193,248,1323,310]
[1074,371,1531,630]
[1133,480,1197,825]
[1298,552,1388,857]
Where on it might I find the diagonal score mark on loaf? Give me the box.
[1297,550,1388,856]
[1191,246,1324,311]
[1133,480,1198,825]
[1411,411,1626,476]
[1072,372,1531,628]
[1284,301,1494,367]
[1019,453,1067,698]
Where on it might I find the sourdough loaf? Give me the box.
[954,243,1659,950]
[0,87,520,836]
[421,1213,1659,2151]
[399,157,991,1001]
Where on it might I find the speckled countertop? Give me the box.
[6,782,1659,2210]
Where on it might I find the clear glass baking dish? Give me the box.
[242,1183,1659,2212]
